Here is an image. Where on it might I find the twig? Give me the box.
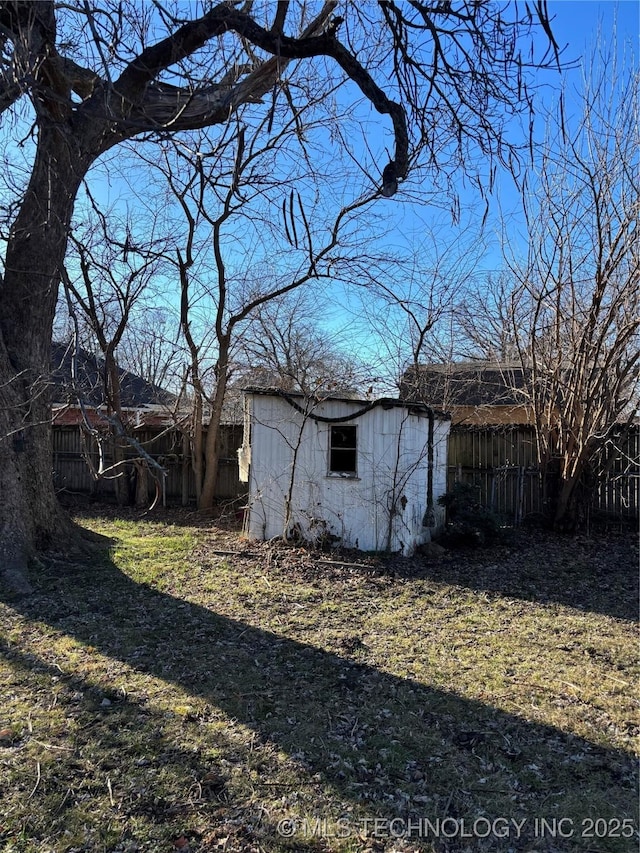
[601,673,629,686]
[209,549,256,558]
[466,787,511,794]
[107,777,115,806]
[56,787,73,813]
[559,680,581,692]
[31,739,74,752]
[441,787,454,819]
[28,762,42,800]
[316,558,376,571]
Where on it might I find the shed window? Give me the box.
[329,425,357,474]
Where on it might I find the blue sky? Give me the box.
[385,0,639,269]
[549,0,637,58]
[49,1,638,385]
[486,0,639,260]
[334,0,639,378]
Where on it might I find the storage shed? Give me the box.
[240,389,450,554]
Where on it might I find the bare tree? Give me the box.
[457,272,522,364]
[163,111,382,510]
[0,0,558,586]
[506,57,639,529]
[358,221,487,394]
[237,291,367,395]
[118,308,182,393]
[59,210,173,505]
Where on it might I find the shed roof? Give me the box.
[243,387,450,420]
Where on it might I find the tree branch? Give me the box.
[102,2,408,181]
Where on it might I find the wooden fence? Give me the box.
[53,420,639,522]
[52,424,245,504]
[447,424,640,523]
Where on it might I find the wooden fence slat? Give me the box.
[52,422,639,519]
[52,424,246,502]
[446,424,639,522]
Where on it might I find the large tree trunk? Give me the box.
[0,349,61,594]
[0,124,90,593]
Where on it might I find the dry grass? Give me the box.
[0,507,638,852]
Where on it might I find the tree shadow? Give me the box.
[389,530,639,622]
[2,547,637,851]
[0,643,326,851]
[69,504,638,621]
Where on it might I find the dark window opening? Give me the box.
[329,425,357,474]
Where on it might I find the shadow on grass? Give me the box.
[385,530,639,623]
[2,545,638,852]
[69,503,638,621]
[0,644,326,851]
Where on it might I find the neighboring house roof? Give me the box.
[400,362,533,425]
[401,362,529,406]
[402,361,639,428]
[51,341,176,409]
[51,407,177,429]
[219,387,245,426]
[51,342,244,428]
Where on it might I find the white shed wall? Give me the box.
[245,394,450,554]
[432,417,450,513]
